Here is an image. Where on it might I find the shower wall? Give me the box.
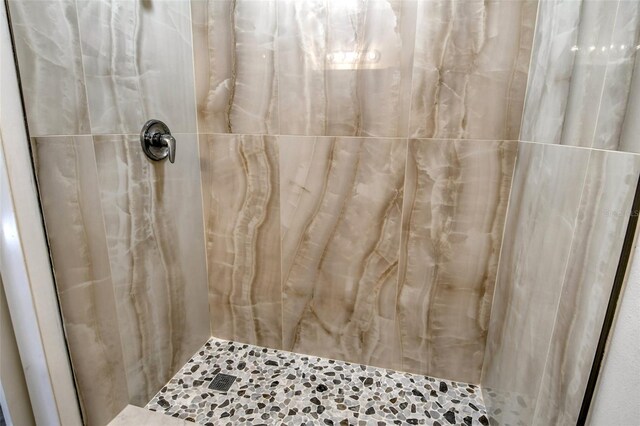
[9,1,209,425]
[31,133,210,419]
[482,143,640,425]
[191,0,536,139]
[199,134,519,382]
[193,0,536,383]
[520,0,640,152]
[482,1,640,425]
[8,1,640,426]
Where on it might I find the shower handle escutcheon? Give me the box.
[140,119,176,163]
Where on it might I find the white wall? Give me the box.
[0,275,35,425]
[588,240,640,426]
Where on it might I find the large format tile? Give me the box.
[94,134,210,405]
[277,0,417,137]
[32,136,128,426]
[397,139,517,384]
[408,0,537,140]
[280,136,406,369]
[483,142,591,426]
[192,0,279,134]
[532,150,640,425]
[77,1,197,134]
[199,134,282,349]
[521,0,640,152]
[482,143,640,425]
[8,0,90,136]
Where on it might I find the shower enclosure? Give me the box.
[4,0,639,424]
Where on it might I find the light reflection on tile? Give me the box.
[277,0,417,137]
[521,0,640,152]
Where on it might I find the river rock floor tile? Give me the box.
[146,338,488,425]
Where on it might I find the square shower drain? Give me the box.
[208,373,237,392]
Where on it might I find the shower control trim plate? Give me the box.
[140,119,176,163]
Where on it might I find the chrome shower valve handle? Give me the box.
[158,133,176,163]
[140,119,176,163]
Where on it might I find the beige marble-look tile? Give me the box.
[408,0,537,140]
[32,136,128,426]
[482,142,593,426]
[94,134,210,406]
[77,1,197,134]
[532,150,640,426]
[199,134,282,349]
[521,0,640,152]
[192,0,279,134]
[396,139,517,384]
[277,0,417,137]
[8,0,90,136]
[280,136,406,369]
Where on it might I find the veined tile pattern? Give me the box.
[8,0,90,136]
[280,136,406,369]
[192,0,279,134]
[9,0,540,142]
[77,0,197,134]
[483,142,591,426]
[12,0,639,424]
[397,139,517,385]
[94,134,210,406]
[200,134,282,349]
[482,142,640,425]
[32,136,128,426]
[532,150,640,425]
[203,134,523,385]
[521,0,640,152]
[408,0,537,140]
[146,338,489,426]
[277,0,417,137]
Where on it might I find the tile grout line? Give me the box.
[478,139,521,389]
[187,0,215,346]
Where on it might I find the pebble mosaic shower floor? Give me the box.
[146,338,489,426]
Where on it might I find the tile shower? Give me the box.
[6,0,640,425]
